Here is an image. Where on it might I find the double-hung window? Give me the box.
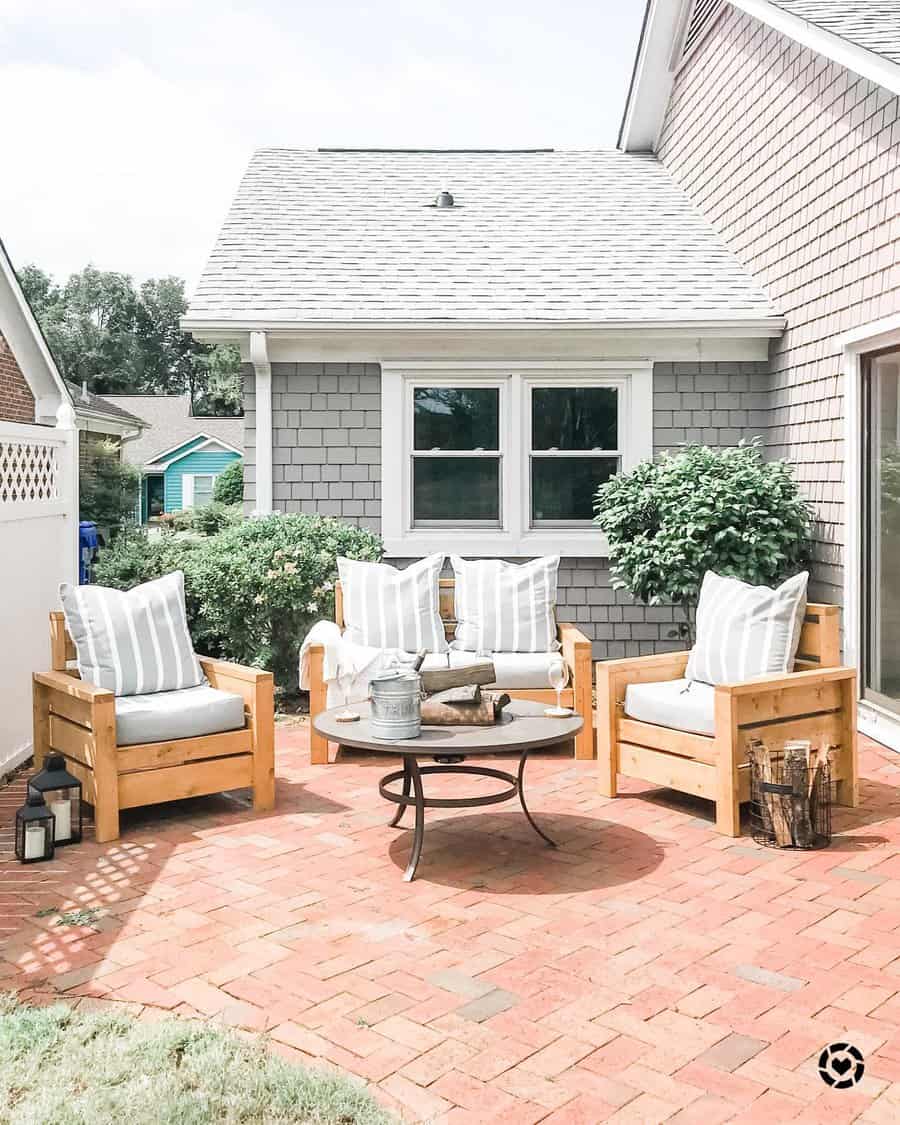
[382,362,652,557]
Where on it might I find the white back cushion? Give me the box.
[686,570,808,686]
[60,571,204,697]
[450,555,560,653]
[338,554,448,652]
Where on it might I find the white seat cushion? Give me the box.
[419,650,561,691]
[623,678,716,737]
[115,685,246,747]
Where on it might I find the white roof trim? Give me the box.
[183,316,786,335]
[144,433,242,471]
[0,239,71,422]
[620,0,900,154]
[732,0,900,95]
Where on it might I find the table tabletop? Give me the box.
[313,698,583,756]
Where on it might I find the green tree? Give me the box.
[212,459,244,505]
[79,441,142,529]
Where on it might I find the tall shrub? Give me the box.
[79,440,141,529]
[93,515,382,691]
[593,442,812,642]
[212,459,244,506]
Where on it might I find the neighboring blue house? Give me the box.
[104,394,242,521]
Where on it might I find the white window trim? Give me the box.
[842,313,900,753]
[182,472,217,509]
[381,360,653,558]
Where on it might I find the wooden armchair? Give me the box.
[308,577,594,764]
[595,604,858,835]
[32,612,275,843]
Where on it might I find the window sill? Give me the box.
[383,529,611,559]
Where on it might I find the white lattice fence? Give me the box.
[0,418,78,774]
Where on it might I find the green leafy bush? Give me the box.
[80,440,141,529]
[93,515,382,691]
[165,502,243,536]
[213,459,244,505]
[593,442,812,641]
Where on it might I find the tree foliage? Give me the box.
[593,442,812,641]
[79,440,142,529]
[212,459,244,506]
[18,264,241,413]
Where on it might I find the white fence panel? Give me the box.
[0,418,78,775]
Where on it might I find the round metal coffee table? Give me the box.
[313,699,583,881]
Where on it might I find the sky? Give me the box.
[0,0,645,294]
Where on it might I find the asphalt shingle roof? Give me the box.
[66,382,146,427]
[770,1,900,65]
[101,394,243,467]
[185,149,780,325]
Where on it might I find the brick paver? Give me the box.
[2,725,900,1122]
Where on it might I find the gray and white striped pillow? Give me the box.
[450,555,560,653]
[337,554,448,652]
[60,571,204,697]
[686,570,808,686]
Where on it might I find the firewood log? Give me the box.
[419,661,496,694]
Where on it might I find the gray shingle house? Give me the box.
[184,0,900,749]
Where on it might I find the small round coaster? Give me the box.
[334,711,361,723]
[544,706,573,718]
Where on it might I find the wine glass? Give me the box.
[334,664,360,723]
[545,657,571,717]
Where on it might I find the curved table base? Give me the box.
[379,752,556,881]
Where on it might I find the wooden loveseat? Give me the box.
[595,604,858,835]
[32,612,275,843]
[307,577,593,764]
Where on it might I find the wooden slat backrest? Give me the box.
[50,611,75,671]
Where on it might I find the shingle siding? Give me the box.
[255,358,767,657]
[657,4,900,603]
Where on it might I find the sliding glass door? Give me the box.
[863,348,900,715]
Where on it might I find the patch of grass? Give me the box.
[0,996,394,1125]
[54,908,102,928]
[34,907,58,918]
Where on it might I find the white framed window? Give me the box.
[382,361,653,557]
[182,473,217,509]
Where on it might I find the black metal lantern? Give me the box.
[28,755,82,845]
[15,793,55,863]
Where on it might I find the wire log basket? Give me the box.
[748,739,834,849]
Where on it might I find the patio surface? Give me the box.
[3,725,900,1123]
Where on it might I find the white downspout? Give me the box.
[250,330,273,515]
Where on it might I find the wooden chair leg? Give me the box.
[836,675,859,808]
[92,697,120,844]
[308,645,329,765]
[251,674,276,811]
[714,690,741,837]
[595,663,618,798]
[573,645,594,761]
[32,680,50,771]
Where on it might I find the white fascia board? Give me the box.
[618,0,692,152]
[731,0,900,96]
[144,435,242,471]
[0,241,70,411]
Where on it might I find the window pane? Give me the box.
[193,476,215,507]
[414,388,499,450]
[413,457,500,522]
[532,387,618,450]
[531,457,618,522]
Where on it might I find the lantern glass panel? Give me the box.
[44,787,80,843]
[15,797,55,864]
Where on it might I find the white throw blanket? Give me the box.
[298,620,412,707]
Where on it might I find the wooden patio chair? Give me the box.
[307,577,594,764]
[32,612,275,843]
[595,604,858,835]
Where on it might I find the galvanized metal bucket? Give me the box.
[369,669,422,741]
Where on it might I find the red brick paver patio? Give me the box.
[3,725,900,1123]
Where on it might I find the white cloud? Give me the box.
[0,0,643,288]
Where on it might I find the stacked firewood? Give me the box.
[748,738,834,848]
[412,653,510,726]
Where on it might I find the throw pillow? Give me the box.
[686,570,809,686]
[337,554,448,652]
[60,570,205,697]
[450,555,560,653]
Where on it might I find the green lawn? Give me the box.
[0,996,394,1125]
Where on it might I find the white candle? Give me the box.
[50,800,71,842]
[24,823,45,860]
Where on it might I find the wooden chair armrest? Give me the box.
[198,656,274,686]
[715,665,857,696]
[33,670,114,703]
[558,621,591,672]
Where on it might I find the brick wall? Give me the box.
[249,358,768,657]
[658,5,900,603]
[0,330,35,423]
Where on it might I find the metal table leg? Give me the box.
[517,751,557,848]
[388,758,411,827]
[404,756,426,882]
